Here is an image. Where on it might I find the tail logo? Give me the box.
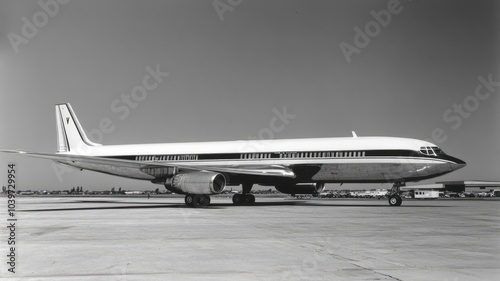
[55,103,103,154]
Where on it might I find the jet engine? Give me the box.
[165,172,226,194]
[275,183,325,195]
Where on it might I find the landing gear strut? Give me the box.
[185,194,211,208]
[388,182,403,206]
[232,183,255,205]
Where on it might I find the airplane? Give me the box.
[2,103,466,207]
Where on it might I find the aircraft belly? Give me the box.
[311,163,386,181]
[310,161,452,182]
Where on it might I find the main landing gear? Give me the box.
[184,194,211,208]
[232,183,255,205]
[388,182,403,206]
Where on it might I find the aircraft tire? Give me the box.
[232,194,243,205]
[191,194,210,207]
[185,194,194,207]
[244,194,255,205]
[388,194,402,206]
[203,195,211,206]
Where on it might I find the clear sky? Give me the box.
[0,0,498,191]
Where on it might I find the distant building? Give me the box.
[436,181,500,192]
[124,191,143,195]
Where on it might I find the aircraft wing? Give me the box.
[1,150,296,179]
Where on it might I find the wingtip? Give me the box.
[0,149,28,154]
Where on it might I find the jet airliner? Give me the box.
[2,103,466,207]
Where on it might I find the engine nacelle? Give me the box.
[275,183,325,195]
[165,172,226,195]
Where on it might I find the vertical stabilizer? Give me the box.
[55,103,101,154]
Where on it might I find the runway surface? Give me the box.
[1,197,499,280]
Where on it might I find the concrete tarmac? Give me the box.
[1,197,499,280]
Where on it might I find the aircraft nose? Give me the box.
[450,157,466,171]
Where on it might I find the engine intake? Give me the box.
[275,183,325,195]
[165,172,226,195]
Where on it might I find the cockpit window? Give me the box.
[432,147,444,155]
[419,146,444,156]
[419,147,432,155]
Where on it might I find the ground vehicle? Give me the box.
[414,190,439,199]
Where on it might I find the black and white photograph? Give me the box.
[0,0,499,280]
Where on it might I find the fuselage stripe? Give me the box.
[101,149,462,164]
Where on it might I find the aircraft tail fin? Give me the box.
[55,103,102,154]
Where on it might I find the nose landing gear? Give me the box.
[388,182,404,206]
